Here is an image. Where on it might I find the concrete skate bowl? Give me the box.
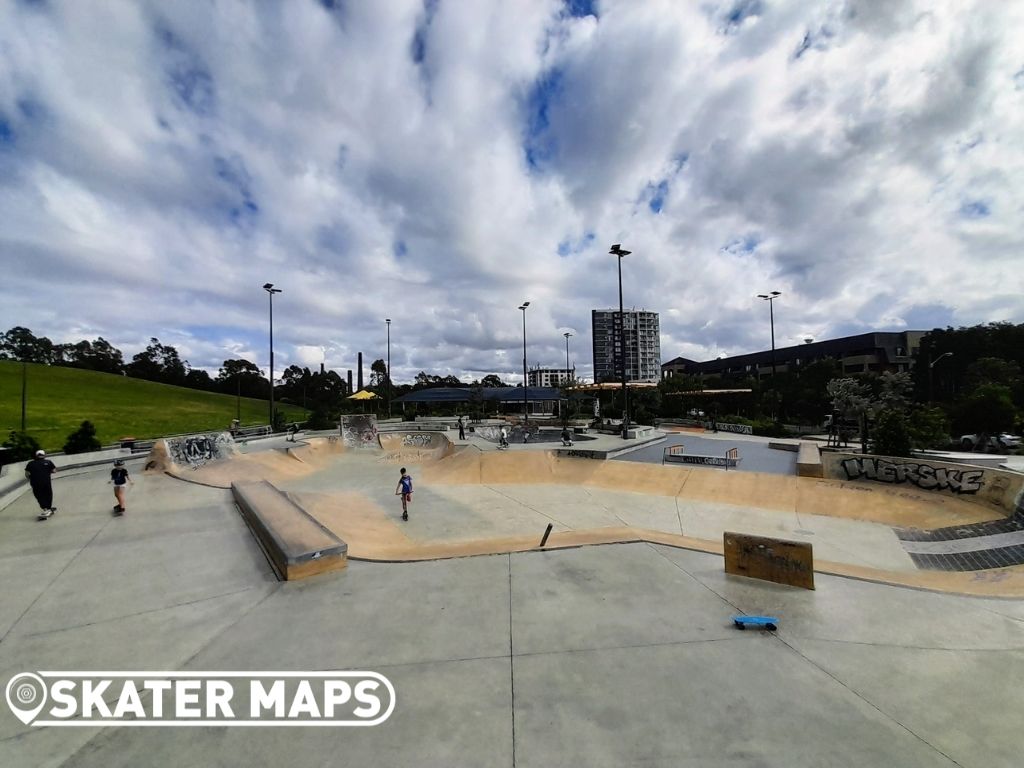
[153,435,347,489]
[378,431,455,463]
[311,448,1024,598]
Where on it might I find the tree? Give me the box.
[63,420,101,454]
[954,384,1016,439]
[876,371,913,414]
[370,358,388,388]
[126,338,187,385]
[57,337,125,374]
[481,374,506,388]
[872,409,912,458]
[0,326,55,363]
[216,359,267,398]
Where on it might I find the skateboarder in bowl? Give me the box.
[395,467,413,521]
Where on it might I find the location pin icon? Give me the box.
[6,673,48,725]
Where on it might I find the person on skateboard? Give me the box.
[25,449,57,520]
[395,467,413,521]
[109,459,133,515]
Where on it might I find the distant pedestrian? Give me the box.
[395,467,413,521]
[499,426,509,449]
[109,459,133,515]
[287,423,299,442]
[458,416,465,441]
[561,427,573,446]
[25,450,57,520]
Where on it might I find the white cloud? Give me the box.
[1,0,1022,385]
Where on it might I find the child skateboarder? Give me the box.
[109,459,133,515]
[25,449,57,520]
[395,467,413,521]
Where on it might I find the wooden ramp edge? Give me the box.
[232,480,348,580]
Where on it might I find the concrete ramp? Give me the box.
[146,432,238,474]
[378,432,454,463]
[232,480,348,580]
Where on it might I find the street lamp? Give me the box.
[263,282,282,430]
[609,244,631,439]
[757,291,782,378]
[928,351,954,402]
[519,302,530,427]
[385,318,392,419]
[563,331,573,379]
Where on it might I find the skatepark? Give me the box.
[1,422,1023,766]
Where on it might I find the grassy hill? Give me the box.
[0,361,307,451]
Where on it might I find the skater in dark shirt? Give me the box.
[457,416,466,441]
[109,459,133,515]
[25,450,57,520]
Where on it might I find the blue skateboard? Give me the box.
[733,615,778,631]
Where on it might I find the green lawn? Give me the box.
[0,361,306,451]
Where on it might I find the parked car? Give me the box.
[958,433,1022,452]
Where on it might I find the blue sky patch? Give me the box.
[721,0,763,32]
[557,231,595,257]
[959,200,990,219]
[565,0,597,18]
[0,117,13,146]
[720,234,761,255]
[523,68,564,171]
[648,180,669,213]
[393,239,408,258]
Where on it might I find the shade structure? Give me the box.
[347,389,379,400]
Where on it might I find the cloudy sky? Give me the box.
[2,0,1022,384]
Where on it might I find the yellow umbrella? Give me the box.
[347,390,379,400]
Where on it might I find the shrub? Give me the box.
[872,409,912,458]
[1,430,42,464]
[63,420,101,454]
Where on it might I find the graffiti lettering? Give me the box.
[706,422,753,435]
[166,432,234,469]
[562,449,603,460]
[341,416,378,450]
[841,458,984,494]
[401,433,432,447]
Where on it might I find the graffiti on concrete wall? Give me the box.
[840,457,985,495]
[341,415,378,449]
[166,432,234,469]
[710,422,753,435]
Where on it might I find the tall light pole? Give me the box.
[263,282,282,429]
[928,351,954,402]
[610,244,631,439]
[757,291,781,378]
[519,302,530,427]
[385,318,392,419]
[563,331,573,379]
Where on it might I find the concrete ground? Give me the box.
[1,443,1023,767]
[615,431,798,475]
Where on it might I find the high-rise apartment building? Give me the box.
[592,309,661,383]
[527,366,574,388]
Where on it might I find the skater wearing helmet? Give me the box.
[109,459,133,515]
[395,467,413,521]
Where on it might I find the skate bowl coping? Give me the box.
[822,452,1024,516]
[232,480,348,580]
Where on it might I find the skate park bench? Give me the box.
[796,441,823,477]
[232,480,348,580]
[663,445,740,469]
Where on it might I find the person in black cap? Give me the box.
[109,459,133,515]
[25,449,57,520]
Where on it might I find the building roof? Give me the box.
[662,331,923,373]
[393,386,564,404]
